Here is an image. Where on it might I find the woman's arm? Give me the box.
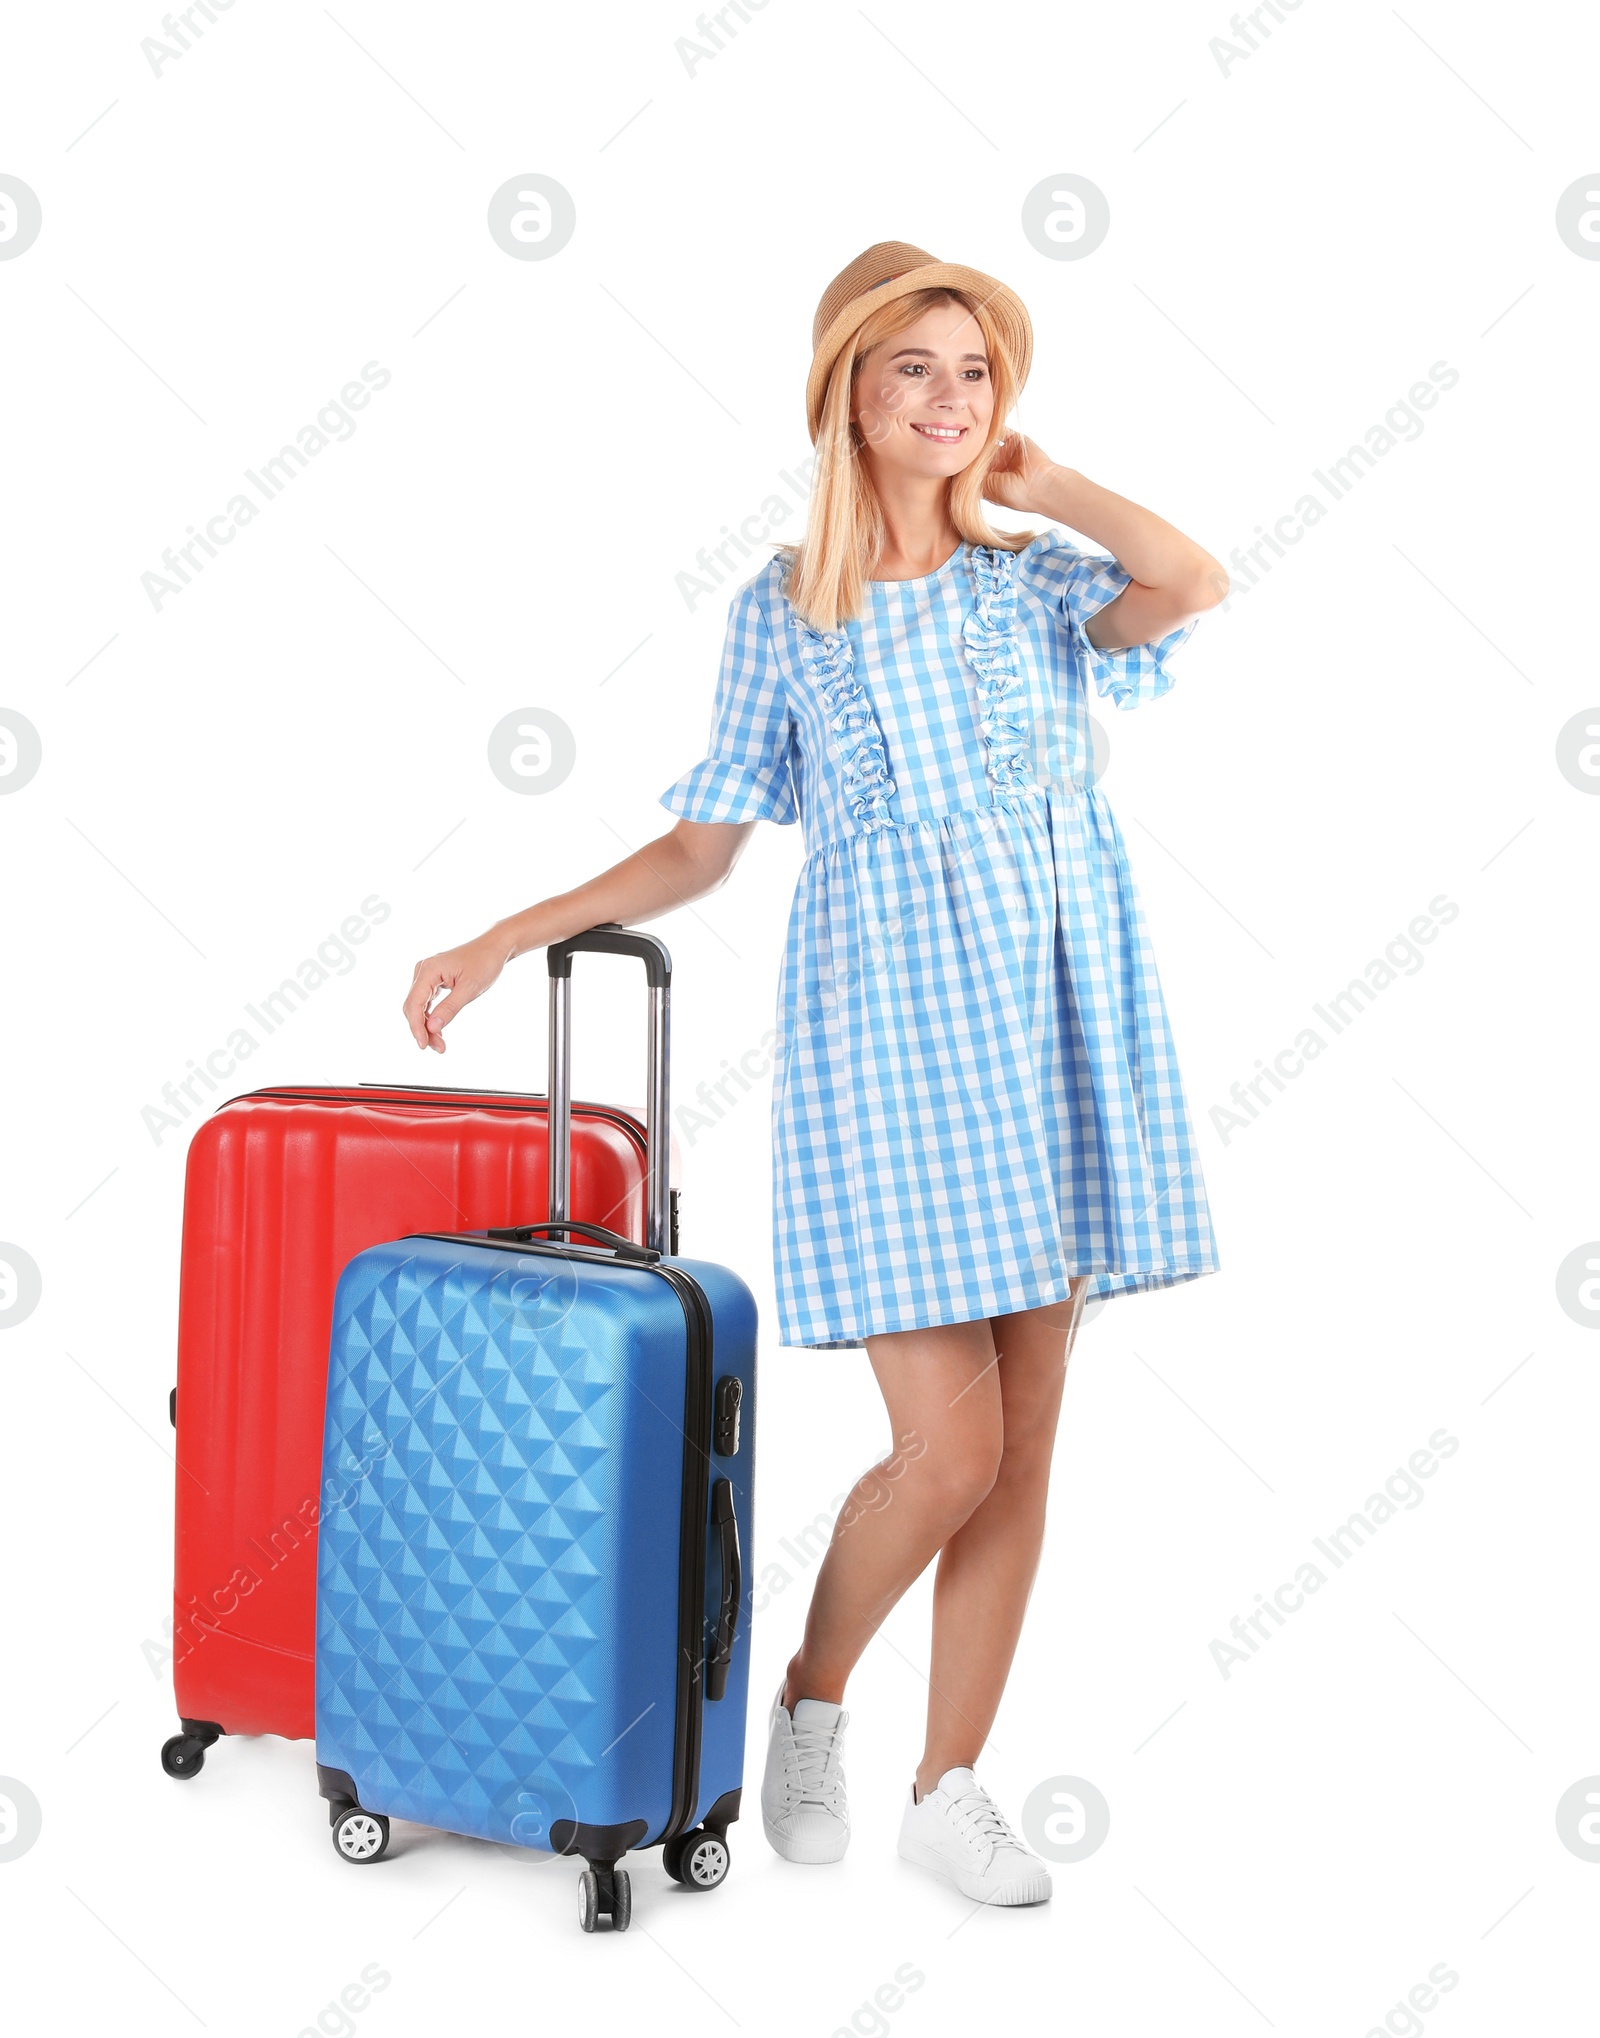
[987,436,1228,650]
[402,817,755,1052]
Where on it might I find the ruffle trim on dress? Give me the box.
[1083,619,1194,712]
[962,546,1036,794]
[793,620,898,831]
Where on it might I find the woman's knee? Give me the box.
[989,1350,1071,1501]
[867,1321,1001,1520]
[992,1420,1055,1501]
[915,1422,1004,1528]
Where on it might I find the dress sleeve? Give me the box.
[1025,527,1199,711]
[659,582,799,825]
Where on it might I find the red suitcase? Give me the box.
[164,1081,668,1776]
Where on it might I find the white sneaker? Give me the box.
[759,1682,851,1863]
[897,1766,1052,1905]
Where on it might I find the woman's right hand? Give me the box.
[403,931,513,1053]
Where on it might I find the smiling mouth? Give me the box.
[910,422,967,442]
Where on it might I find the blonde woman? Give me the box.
[404,242,1224,1907]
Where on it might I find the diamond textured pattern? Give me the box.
[315,1238,683,1846]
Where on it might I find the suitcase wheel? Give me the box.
[331,1807,391,1864]
[161,1735,207,1780]
[578,1864,631,1933]
[666,1829,730,1891]
[160,1726,219,1780]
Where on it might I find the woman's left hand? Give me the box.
[983,431,1058,515]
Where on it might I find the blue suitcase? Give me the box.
[312,928,757,1931]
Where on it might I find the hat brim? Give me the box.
[806,261,1032,444]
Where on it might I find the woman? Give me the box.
[403,241,1224,1908]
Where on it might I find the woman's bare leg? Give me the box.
[915,1280,1089,1797]
[781,1318,1004,1709]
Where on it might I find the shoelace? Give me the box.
[788,1717,846,1810]
[944,1783,1025,1861]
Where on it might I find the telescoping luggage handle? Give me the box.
[546,924,672,1256]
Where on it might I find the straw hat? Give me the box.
[806,239,1033,444]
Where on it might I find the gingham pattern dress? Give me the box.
[660,530,1219,1349]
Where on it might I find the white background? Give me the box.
[3,0,1598,2031]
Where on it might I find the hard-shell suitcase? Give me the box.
[313,929,757,1932]
[165,1073,663,1778]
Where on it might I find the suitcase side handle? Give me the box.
[546,924,672,1255]
[707,1478,741,1702]
[486,1219,660,1264]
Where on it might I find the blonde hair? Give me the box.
[779,286,1039,632]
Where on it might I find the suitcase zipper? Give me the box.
[231,1086,650,1164]
[236,1088,652,1238]
[649,1261,715,1847]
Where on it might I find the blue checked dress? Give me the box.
[660,530,1219,1349]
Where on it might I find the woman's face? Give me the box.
[850,299,995,480]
